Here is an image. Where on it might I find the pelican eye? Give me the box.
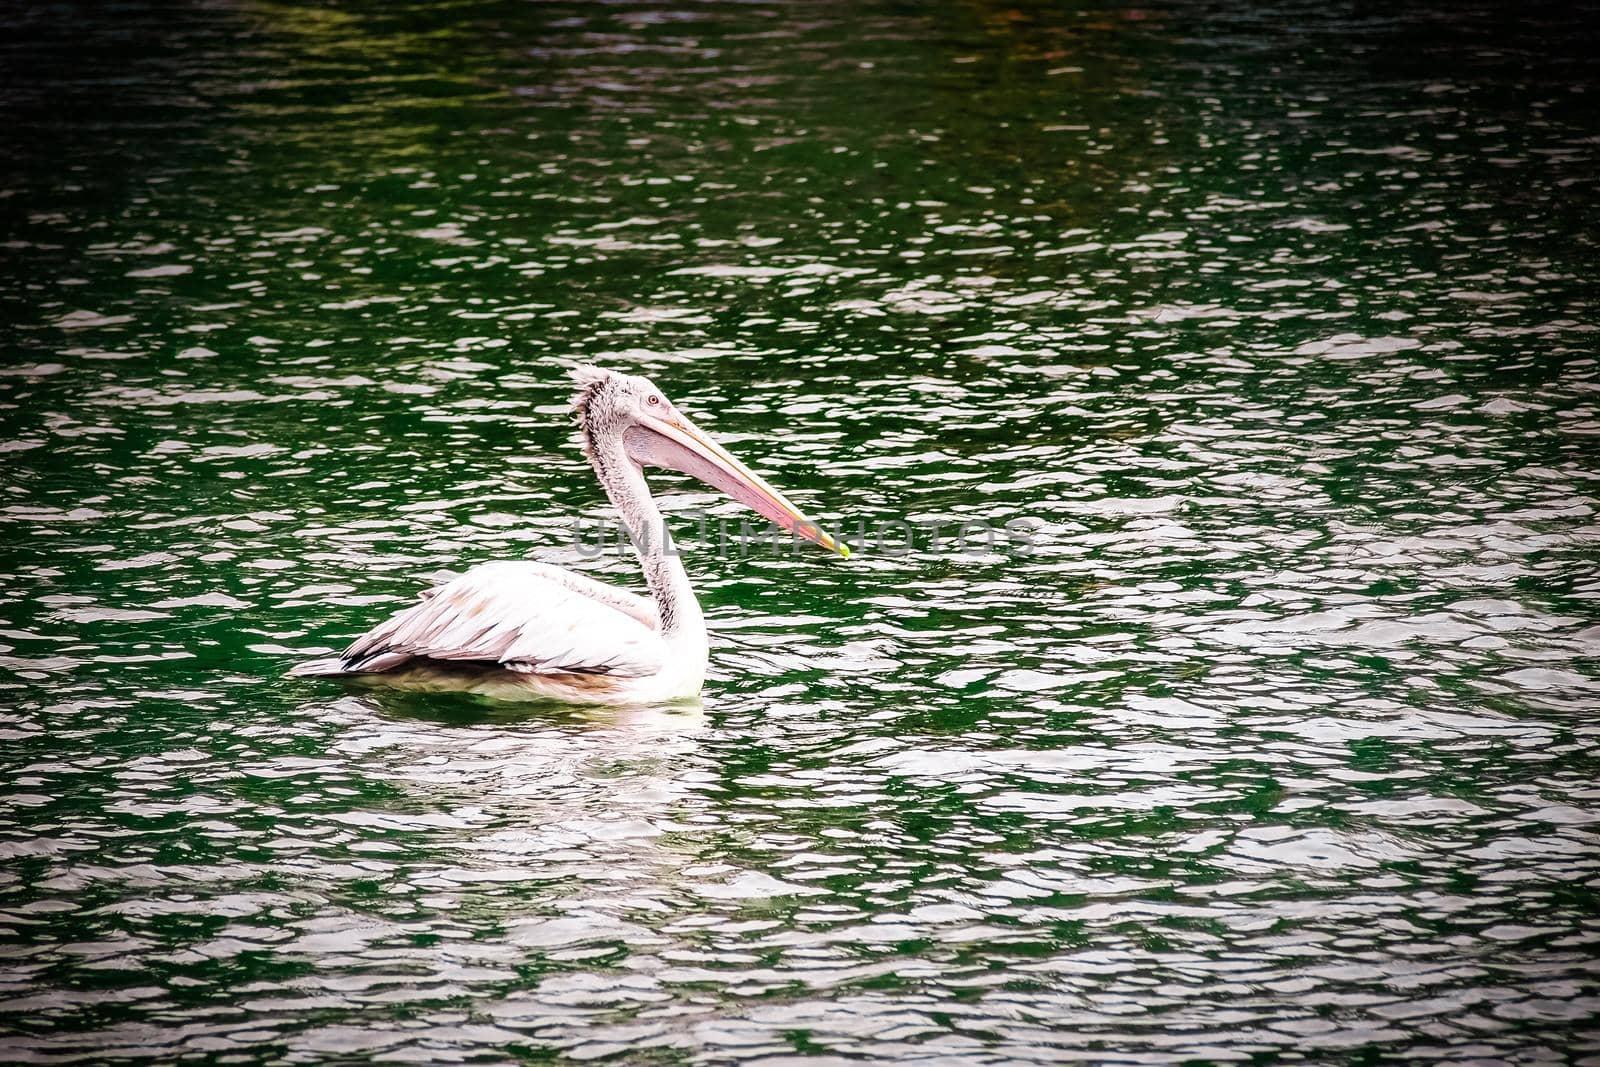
[647,395,662,407]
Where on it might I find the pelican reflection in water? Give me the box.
[290,365,849,703]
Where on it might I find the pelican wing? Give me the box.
[509,561,661,631]
[333,561,666,677]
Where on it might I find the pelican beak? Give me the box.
[628,414,851,558]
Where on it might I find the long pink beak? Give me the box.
[624,414,850,557]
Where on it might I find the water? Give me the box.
[3,0,1599,1061]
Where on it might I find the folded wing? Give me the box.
[313,561,666,678]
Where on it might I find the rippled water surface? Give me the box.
[3,0,1600,1061]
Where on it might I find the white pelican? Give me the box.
[289,364,850,703]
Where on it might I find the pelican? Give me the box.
[289,365,850,703]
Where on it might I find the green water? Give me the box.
[3,0,1599,1061]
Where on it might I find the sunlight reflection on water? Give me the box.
[1,0,1598,1061]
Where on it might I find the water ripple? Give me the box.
[2,0,1599,1061]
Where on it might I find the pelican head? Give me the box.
[569,364,849,557]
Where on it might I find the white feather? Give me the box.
[335,561,666,678]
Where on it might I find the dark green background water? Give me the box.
[2,0,1598,1061]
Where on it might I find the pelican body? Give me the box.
[289,365,848,703]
